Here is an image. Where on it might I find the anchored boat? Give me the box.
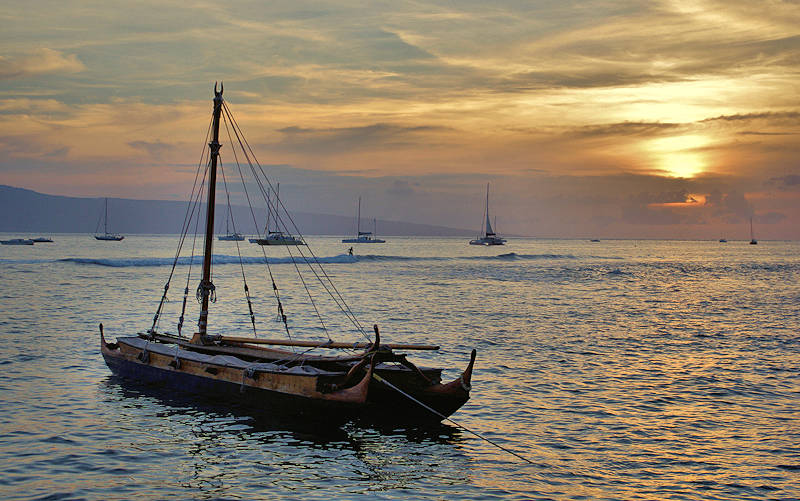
[218,207,245,241]
[251,183,305,246]
[100,84,475,424]
[342,197,385,243]
[94,198,124,241]
[469,183,507,246]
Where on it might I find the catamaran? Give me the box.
[342,197,385,243]
[100,84,474,424]
[251,183,304,246]
[469,183,507,246]
[94,198,124,241]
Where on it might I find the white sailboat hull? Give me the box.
[469,236,506,245]
[342,237,385,243]
[218,233,245,241]
[254,233,305,245]
[95,234,124,241]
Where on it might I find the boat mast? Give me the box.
[273,183,280,233]
[104,198,108,234]
[357,196,361,235]
[198,82,224,336]
[484,183,494,237]
[265,189,271,234]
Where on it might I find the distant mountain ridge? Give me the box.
[0,185,473,236]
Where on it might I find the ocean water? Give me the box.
[0,234,798,500]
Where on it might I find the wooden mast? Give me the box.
[197,82,224,337]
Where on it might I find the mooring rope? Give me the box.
[372,373,534,464]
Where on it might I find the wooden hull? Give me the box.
[102,351,363,422]
[101,329,474,425]
[101,333,370,422]
[363,376,470,423]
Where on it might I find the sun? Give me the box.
[646,135,710,178]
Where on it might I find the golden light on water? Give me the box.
[646,135,710,178]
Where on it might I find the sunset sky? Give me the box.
[1,0,798,238]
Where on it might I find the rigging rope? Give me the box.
[220,113,295,350]
[151,114,214,335]
[219,161,258,337]
[156,96,380,350]
[222,102,371,342]
[179,176,206,336]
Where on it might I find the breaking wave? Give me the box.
[13,252,592,267]
[465,252,577,260]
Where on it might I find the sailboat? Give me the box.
[749,217,757,245]
[252,183,304,246]
[100,84,474,423]
[94,198,124,241]
[469,184,507,245]
[341,197,385,243]
[218,206,245,241]
[1,238,34,245]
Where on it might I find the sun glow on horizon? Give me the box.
[646,135,710,178]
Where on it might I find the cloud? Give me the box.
[569,121,683,139]
[128,140,175,157]
[706,190,754,222]
[702,112,800,123]
[386,179,417,196]
[0,135,70,161]
[0,49,85,80]
[275,123,450,154]
[756,211,787,224]
[767,174,800,191]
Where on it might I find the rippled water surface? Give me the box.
[1,235,798,500]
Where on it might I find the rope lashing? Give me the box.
[196,280,216,304]
[150,283,171,333]
[177,286,189,335]
[169,346,181,369]
[277,301,287,324]
[244,284,256,335]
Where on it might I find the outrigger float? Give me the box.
[100,83,476,424]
